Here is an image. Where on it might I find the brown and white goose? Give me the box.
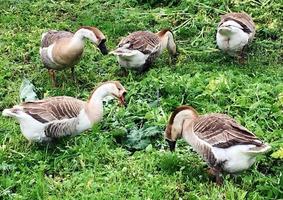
[216,12,255,61]
[110,29,177,73]
[2,81,126,142]
[164,106,270,184]
[40,26,108,86]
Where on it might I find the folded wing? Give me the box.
[21,96,85,123]
[118,31,160,54]
[193,114,263,148]
[41,30,74,48]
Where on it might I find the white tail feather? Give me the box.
[2,109,14,117]
[247,144,271,155]
[110,49,136,57]
[2,108,23,118]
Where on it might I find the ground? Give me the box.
[0,0,282,199]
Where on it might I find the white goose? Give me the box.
[2,81,126,142]
[216,12,255,61]
[164,105,271,184]
[40,26,108,86]
[110,29,177,73]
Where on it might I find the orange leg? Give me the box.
[48,69,57,87]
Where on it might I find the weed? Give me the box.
[0,0,282,199]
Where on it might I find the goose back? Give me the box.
[193,113,263,149]
[118,31,161,55]
[41,30,74,48]
[219,12,255,38]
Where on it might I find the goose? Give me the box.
[110,29,177,73]
[2,81,126,142]
[164,105,271,184]
[40,26,108,86]
[216,12,255,62]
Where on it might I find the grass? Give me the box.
[0,0,282,199]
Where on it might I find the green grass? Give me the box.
[0,0,282,199]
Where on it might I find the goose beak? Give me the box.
[118,91,127,107]
[166,139,176,152]
[98,41,108,55]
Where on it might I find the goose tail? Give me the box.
[247,143,271,155]
[2,106,24,119]
[110,48,136,56]
[2,109,17,117]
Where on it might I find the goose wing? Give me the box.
[41,30,74,48]
[193,114,263,148]
[44,117,79,138]
[21,96,85,123]
[219,12,255,35]
[118,31,160,54]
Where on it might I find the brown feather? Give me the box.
[51,37,83,67]
[21,96,85,123]
[118,31,160,55]
[193,114,263,148]
[41,30,73,48]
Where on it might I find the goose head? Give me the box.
[109,81,127,106]
[89,81,127,106]
[164,106,198,151]
[77,26,108,55]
